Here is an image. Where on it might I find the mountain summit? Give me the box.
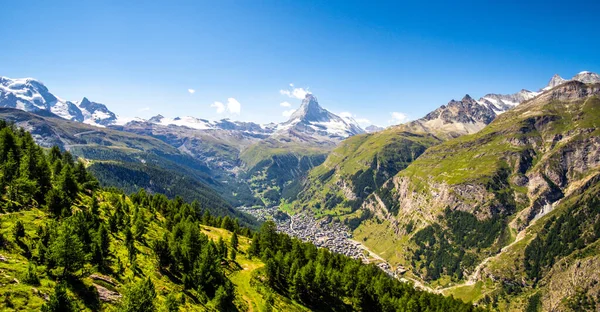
[277,94,364,142]
[0,76,117,126]
[543,71,600,90]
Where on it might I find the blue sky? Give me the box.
[1,0,599,126]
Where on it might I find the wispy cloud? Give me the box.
[211,98,241,115]
[280,84,310,99]
[280,101,292,107]
[389,112,409,124]
[188,89,196,94]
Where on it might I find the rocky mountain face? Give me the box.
[274,94,364,144]
[296,72,599,220]
[542,70,600,91]
[0,77,117,126]
[356,81,600,308]
[289,73,600,309]
[405,94,497,138]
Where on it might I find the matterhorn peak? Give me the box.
[288,93,327,122]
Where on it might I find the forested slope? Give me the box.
[0,121,479,311]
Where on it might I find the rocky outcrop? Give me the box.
[93,284,122,303]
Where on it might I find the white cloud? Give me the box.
[282,109,296,117]
[188,89,196,94]
[211,101,225,114]
[211,98,241,115]
[226,98,241,114]
[280,101,292,107]
[137,107,150,112]
[280,84,310,99]
[389,112,409,124]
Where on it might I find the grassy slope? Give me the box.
[394,91,600,308]
[343,85,600,308]
[400,94,600,187]
[240,139,329,206]
[0,192,302,311]
[294,128,441,218]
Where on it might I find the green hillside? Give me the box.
[293,127,441,225]
[347,82,600,309]
[0,120,479,311]
[240,139,329,206]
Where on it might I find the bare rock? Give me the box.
[93,284,122,303]
[89,274,117,286]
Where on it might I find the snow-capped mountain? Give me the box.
[477,89,538,114]
[405,94,497,138]
[0,76,117,126]
[276,94,364,141]
[543,71,600,91]
[544,74,568,90]
[145,114,273,134]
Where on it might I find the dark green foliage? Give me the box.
[120,277,157,312]
[250,221,481,312]
[213,282,235,311]
[0,121,97,213]
[22,263,40,285]
[230,231,239,250]
[163,293,181,312]
[12,220,25,241]
[411,209,503,281]
[45,188,69,217]
[41,282,76,312]
[0,123,481,311]
[244,153,327,205]
[48,218,87,277]
[88,161,258,228]
[525,292,541,312]
[524,179,600,282]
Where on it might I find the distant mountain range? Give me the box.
[1,71,599,208]
[2,71,598,140]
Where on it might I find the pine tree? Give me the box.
[41,282,75,312]
[59,165,78,201]
[22,263,40,285]
[230,231,239,250]
[49,219,86,277]
[45,188,66,217]
[12,220,25,241]
[120,277,156,312]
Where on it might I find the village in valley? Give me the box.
[237,206,406,279]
